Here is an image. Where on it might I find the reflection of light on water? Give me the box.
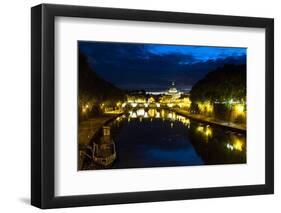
[156,112,160,118]
[171,122,174,128]
[148,109,155,117]
[161,110,165,118]
[197,126,204,133]
[137,109,145,117]
[233,139,243,151]
[144,112,148,118]
[176,115,190,126]
[131,112,137,118]
[167,112,176,120]
[196,125,213,141]
[126,108,191,128]
[226,143,234,150]
[168,112,172,119]
[205,126,212,137]
[226,136,244,152]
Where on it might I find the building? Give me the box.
[165,82,181,99]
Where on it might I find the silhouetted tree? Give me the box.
[190,64,246,103]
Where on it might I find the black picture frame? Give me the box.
[31,3,274,209]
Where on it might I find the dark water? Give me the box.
[84,109,246,170]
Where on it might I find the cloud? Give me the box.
[79,41,246,91]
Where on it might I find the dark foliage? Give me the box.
[190,64,246,103]
[79,52,125,102]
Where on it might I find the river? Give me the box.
[83,108,246,170]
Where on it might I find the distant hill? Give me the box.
[79,52,125,103]
[190,64,246,103]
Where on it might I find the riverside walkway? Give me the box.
[79,113,123,148]
[78,113,122,169]
[174,109,246,133]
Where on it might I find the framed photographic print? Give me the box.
[31,4,274,209]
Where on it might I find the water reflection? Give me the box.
[83,108,246,170]
[127,109,191,127]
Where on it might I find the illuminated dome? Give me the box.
[166,82,181,99]
[168,82,178,94]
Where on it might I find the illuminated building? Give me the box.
[165,82,181,99]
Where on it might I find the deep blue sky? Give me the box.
[79,41,246,91]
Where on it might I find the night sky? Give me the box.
[79,41,246,92]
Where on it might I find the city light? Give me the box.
[167,103,174,108]
[226,137,244,152]
[233,139,243,151]
[197,126,204,133]
[198,101,213,114]
[131,103,137,107]
[234,104,245,115]
[205,126,212,137]
[116,102,121,107]
[136,109,145,117]
[196,125,213,139]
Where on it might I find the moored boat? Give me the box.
[92,126,116,167]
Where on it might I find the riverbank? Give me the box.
[79,113,123,169]
[174,109,246,133]
[79,113,123,148]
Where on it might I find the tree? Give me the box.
[79,51,126,120]
[190,64,246,103]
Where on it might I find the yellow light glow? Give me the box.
[144,112,148,118]
[205,126,212,137]
[197,126,204,132]
[205,103,213,113]
[131,103,137,107]
[116,102,121,107]
[148,109,155,117]
[156,112,160,118]
[226,143,234,150]
[168,112,173,119]
[167,103,174,108]
[234,104,245,115]
[148,97,155,103]
[137,108,145,117]
[198,101,213,114]
[131,112,137,118]
[233,139,243,151]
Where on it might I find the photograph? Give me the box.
[29,2,274,209]
[78,41,247,170]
